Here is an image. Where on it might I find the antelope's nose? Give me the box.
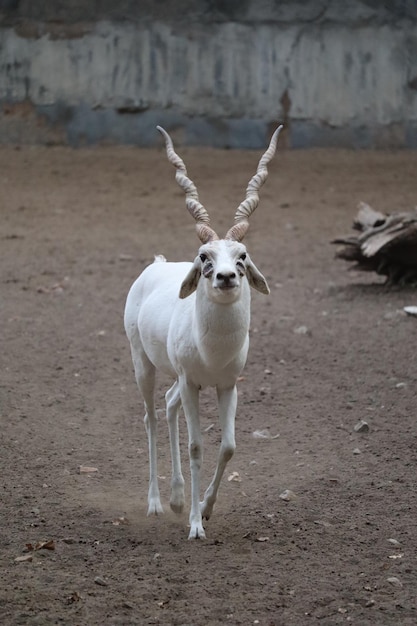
[216,272,236,289]
[216,271,236,285]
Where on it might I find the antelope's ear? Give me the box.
[245,256,270,295]
[179,257,201,299]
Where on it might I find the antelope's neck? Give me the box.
[194,292,251,365]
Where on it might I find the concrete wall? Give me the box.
[1,0,417,148]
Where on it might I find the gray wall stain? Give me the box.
[0,1,417,147]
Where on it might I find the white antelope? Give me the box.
[124,125,282,539]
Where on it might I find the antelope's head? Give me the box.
[157,125,282,303]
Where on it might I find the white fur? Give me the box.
[124,239,269,539]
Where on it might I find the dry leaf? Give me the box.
[252,429,280,440]
[36,540,55,551]
[112,517,130,526]
[15,554,33,563]
[25,539,55,552]
[66,591,81,604]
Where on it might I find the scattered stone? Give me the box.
[353,448,361,455]
[78,466,98,474]
[395,382,406,389]
[388,538,401,547]
[94,576,108,587]
[387,576,402,587]
[227,471,241,482]
[388,553,403,559]
[354,420,370,433]
[279,489,297,502]
[294,325,310,335]
[403,305,417,316]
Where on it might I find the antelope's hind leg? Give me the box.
[166,381,185,514]
[130,337,163,515]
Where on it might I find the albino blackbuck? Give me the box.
[124,125,282,538]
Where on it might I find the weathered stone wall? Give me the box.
[1,0,416,147]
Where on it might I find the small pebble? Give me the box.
[403,305,417,316]
[354,420,369,433]
[294,325,309,335]
[279,489,297,502]
[388,538,401,547]
[94,576,108,587]
[353,448,361,455]
[387,576,402,587]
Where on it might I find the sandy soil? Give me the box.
[1,141,417,626]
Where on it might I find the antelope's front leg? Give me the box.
[180,379,205,539]
[201,385,237,520]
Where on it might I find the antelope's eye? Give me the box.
[239,253,247,261]
[199,253,208,263]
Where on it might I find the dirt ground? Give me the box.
[1,140,417,626]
